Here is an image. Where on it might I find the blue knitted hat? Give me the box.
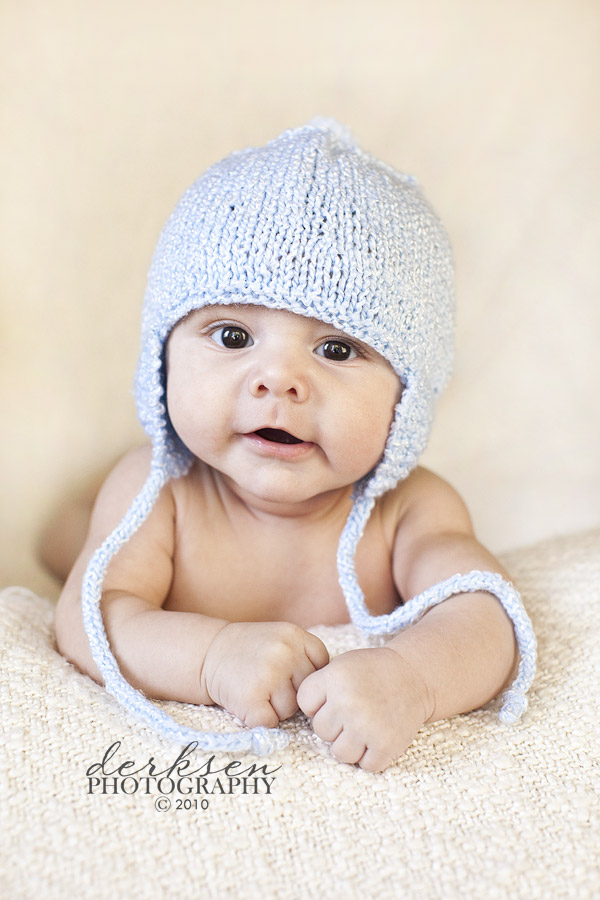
[81,121,536,755]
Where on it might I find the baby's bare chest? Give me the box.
[164,505,401,627]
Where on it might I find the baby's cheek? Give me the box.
[357,411,393,467]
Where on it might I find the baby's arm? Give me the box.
[298,469,518,771]
[55,446,328,729]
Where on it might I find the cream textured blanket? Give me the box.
[2,529,599,899]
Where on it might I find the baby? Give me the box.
[54,120,536,772]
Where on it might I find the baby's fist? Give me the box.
[297,647,431,772]
[201,621,329,729]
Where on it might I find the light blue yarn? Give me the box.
[337,495,537,725]
[80,459,289,754]
[81,120,536,753]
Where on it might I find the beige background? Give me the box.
[2,0,599,599]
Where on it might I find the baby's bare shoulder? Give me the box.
[87,444,162,532]
[101,442,154,491]
[386,468,510,599]
[93,451,218,545]
[381,466,473,538]
[63,444,178,600]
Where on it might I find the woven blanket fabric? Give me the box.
[1,529,599,900]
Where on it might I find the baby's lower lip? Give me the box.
[243,430,315,459]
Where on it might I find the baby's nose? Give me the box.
[248,348,310,401]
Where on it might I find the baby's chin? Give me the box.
[217,471,354,519]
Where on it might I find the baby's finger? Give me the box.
[296,669,327,717]
[308,697,347,744]
[356,746,394,773]
[303,632,330,671]
[330,730,367,766]
[242,699,280,730]
[291,654,325,693]
[269,680,300,722]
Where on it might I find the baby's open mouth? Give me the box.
[254,428,303,445]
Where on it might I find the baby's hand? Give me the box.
[297,647,432,772]
[201,622,329,729]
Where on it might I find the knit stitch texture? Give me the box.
[81,120,536,752]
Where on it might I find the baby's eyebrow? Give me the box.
[185,306,242,325]
[327,330,372,351]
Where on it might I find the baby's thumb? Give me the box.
[305,632,330,670]
[297,669,326,718]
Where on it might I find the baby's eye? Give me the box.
[211,326,253,349]
[315,340,358,361]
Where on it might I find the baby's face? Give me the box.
[166,305,401,510]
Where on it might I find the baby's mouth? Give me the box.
[253,428,303,445]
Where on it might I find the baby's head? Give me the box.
[136,119,454,503]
